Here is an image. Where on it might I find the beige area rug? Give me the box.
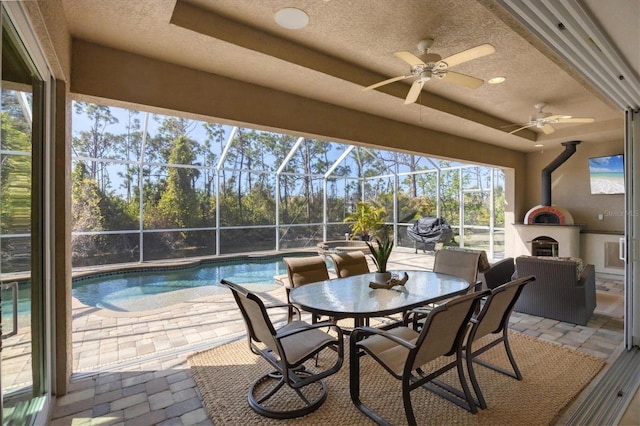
[188,332,604,425]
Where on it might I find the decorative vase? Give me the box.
[374,272,392,282]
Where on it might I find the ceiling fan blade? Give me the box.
[404,79,425,104]
[500,122,528,129]
[556,117,595,123]
[544,114,571,121]
[439,43,496,68]
[509,124,534,134]
[363,74,412,91]
[443,71,484,89]
[393,51,426,67]
[541,124,556,134]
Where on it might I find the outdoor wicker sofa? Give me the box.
[514,256,596,325]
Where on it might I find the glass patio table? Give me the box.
[289,270,470,328]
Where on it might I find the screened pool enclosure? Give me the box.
[64,101,505,268]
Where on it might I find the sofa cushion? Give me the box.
[517,255,584,279]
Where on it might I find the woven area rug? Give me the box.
[188,331,604,425]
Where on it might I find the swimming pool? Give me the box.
[72,254,318,312]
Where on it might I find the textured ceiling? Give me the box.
[61,0,625,153]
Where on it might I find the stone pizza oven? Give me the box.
[514,141,582,258]
[524,204,574,225]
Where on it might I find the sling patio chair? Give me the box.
[328,250,375,327]
[283,256,330,322]
[328,251,370,278]
[349,290,489,425]
[432,248,483,291]
[406,248,484,330]
[220,279,344,419]
[462,275,536,409]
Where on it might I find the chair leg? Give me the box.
[465,341,487,409]
[286,288,294,323]
[402,378,417,426]
[470,331,521,380]
[502,330,523,380]
[456,347,477,414]
[349,334,391,425]
[249,370,328,419]
[423,352,478,413]
[349,336,361,407]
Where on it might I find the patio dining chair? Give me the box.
[349,290,489,425]
[283,256,330,322]
[433,248,483,291]
[327,250,374,327]
[328,251,370,277]
[406,248,484,329]
[220,279,344,419]
[463,275,536,409]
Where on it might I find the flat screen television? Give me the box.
[588,154,624,195]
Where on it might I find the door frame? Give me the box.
[1,1,55,423]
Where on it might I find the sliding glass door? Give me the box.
[625,109,640,348]
[0,3,53,424]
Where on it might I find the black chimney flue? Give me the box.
[541,140,581,206]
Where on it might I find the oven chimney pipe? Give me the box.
[541,140,581,206]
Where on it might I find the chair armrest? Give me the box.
[265,303,295,310]
[265,303,301,319]
[402,306,432,326]
[276,320,343,340]
[351,326,416,350]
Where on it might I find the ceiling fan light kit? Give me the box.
[363,39,496,104]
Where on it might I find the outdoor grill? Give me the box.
[407,217,453,253]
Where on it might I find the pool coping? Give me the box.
[0,249,318,284]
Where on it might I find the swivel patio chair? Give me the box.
[463,275,536,409]
[220,279,344,419]
[283,256,330,322]
[328,251,370,277]
[350,290,489,425]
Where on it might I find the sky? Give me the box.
[588,154,624,174]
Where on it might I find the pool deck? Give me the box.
[2,247,627,425]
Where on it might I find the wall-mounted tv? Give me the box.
[588,154,624,195]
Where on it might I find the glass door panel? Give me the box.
[1,8,48,424]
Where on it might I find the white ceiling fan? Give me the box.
[363,39,496,105]
[508,103,595,135]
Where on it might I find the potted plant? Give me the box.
[343,201,386,241]
[366,232,394,282]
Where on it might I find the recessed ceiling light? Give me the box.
[274,8,309,29]
[488,76,506,84]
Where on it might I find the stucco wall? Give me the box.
[30,0,71,80]
[524,139,624,232]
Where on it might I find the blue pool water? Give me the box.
[71,255,313,313]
